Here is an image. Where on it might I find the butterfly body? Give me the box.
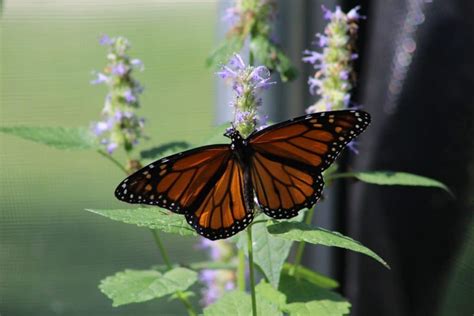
[115,110,371,240]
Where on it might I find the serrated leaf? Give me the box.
[329,171,453,196]
[140,141,191,161]
[0,126,96,150]
[86,208,196,236]
[236,213,303,288]
[279,274,350,316]
[206,37,244,69]
[99,268,197,307]
[250,35,297,82]
[282,263,339,289]
[268,222,389,269]
[203,290,281,316]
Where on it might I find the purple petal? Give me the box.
[315,33,328,47]
[111,63,127,76]
[250,66,270,81]
[222,7,240,25]
[347,140,359,154]
[254,78,276,91]
[131,58,144,71]
[340,70,349,80]
[343,94,351,106]
[107,142,118,154]
[302,50,323,64]
[92,121,110,136]
[90,72,108,85]
[200,269,217,283]
[228,54,246,70]
[123,90,137,103]
[333,6,345,20]
[99,34,112,46]
[321,5,333,20]
[308,77,322,95]
[347,6,364,21]
[224,281,235,291]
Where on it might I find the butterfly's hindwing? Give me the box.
[185,157,254,240]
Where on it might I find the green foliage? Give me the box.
[250,35,298,82]
[237,222,293,288]
[236,214,303,288]
[267,222,389,269]
[203,287,282,316]
[86,208,196,236]
[99,268,197,307]
[329,171,453,196]
[256,282,286,309]
[281,263,339,289]
[279,274,351,316]
[0,126,95,150]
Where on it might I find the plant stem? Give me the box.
[152,229,197,316]
[152,229,173,268]
[237,249,246,291]
[290,206,316,278]
[247,226,257,316]
[97,149,128,175]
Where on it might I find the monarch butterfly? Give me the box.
[115,110,370,240]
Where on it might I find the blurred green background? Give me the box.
[0,1,219,315]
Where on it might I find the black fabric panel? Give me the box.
[344,1,474,316]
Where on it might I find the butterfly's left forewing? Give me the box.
[248,110,370,219]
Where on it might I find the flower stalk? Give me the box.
[91,35,145,162]
[303,6,362,113]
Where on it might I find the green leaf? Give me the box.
[282,263,339,289]
[268,222,389,269]
[85,208,196,236]
[250,35,297,82]
[140,141,191,161]
[206,37,244,69]
[0,126,96,150]
[329,171,453,196]
[99,267,197,307]
[256,281,287,309]
[236,214,303,288]
[203,289,281,316]
[279,274,351,316]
